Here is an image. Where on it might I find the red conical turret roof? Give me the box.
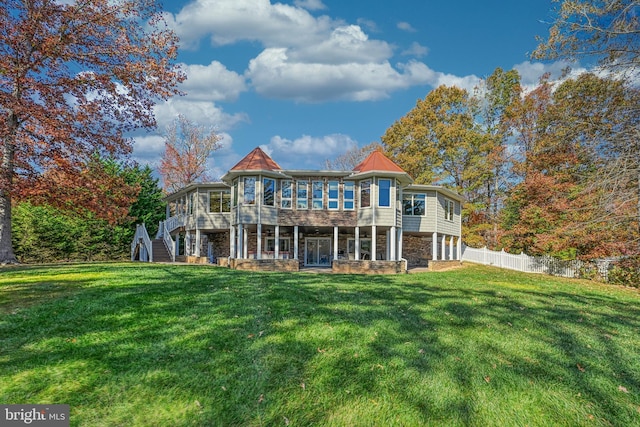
[353,149,406,174]
[230,147,282,171]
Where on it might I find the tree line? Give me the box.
[381,70,639,260]
[11,160,165,263]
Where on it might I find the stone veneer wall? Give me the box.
[332,260,406,274]
[230,259,300,272]
[210,231,230,259]
[402,235,432,267]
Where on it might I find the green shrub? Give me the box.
[608,255,640,287]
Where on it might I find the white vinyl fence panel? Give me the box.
[460,246,607,279]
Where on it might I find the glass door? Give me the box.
[305,238,332,266]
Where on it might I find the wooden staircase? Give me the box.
[152,239,172,262]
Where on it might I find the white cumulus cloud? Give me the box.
[179,61,247,102]
[294,0,327,11]
[169,0,335,49]
[261,134,359,169]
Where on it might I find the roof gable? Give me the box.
[230,147,281,171]
[353,150,406,174]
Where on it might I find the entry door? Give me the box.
[305,238,332,266]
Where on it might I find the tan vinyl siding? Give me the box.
[402,190,436,233]
[198,214,231,230]
[236,205,260,224]
[435,192,460,235]
[259,206,279,225]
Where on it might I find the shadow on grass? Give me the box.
[0,263,639,426]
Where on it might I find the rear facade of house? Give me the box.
[133,147,463,273]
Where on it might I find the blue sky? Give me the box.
[132,0,581,178]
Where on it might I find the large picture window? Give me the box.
[403,193,426,216]
[243,177,256,205]
[281,180,292,209]
[343,181,354,210]
[297,180,308,209]
[328,181,339,210]
[312,181,323,209]
[209,190,231,213]
[360,180,371,208]
[378,179,391,207]
[263,178,275,206]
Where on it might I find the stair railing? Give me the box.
[132,223,153,262]
[161,220,176,262]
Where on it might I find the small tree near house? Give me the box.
[159,114,223,193]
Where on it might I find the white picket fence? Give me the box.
[461,246,614,280]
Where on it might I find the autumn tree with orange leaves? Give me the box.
[0,0,184,263]
[159,114,222,193]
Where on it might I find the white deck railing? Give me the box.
[131,223,153,262]
[164,214,186,233]
[161,220,176,262]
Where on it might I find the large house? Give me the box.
[132,147,463,273]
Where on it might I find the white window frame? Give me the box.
[188,193,195,215]
[312,180,324,210]
[263,177,275,206]
[328,180,339,210]
[297,180,308,210]
[360,179,371,208]
[209,190,231,213]
[445,199,455,221]
[343,181,355,210]
[281,180,292,209]
[403,193,426,216]
[243,177,256,205]
[378,178,391,207]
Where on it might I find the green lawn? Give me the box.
[1,263,639,426]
